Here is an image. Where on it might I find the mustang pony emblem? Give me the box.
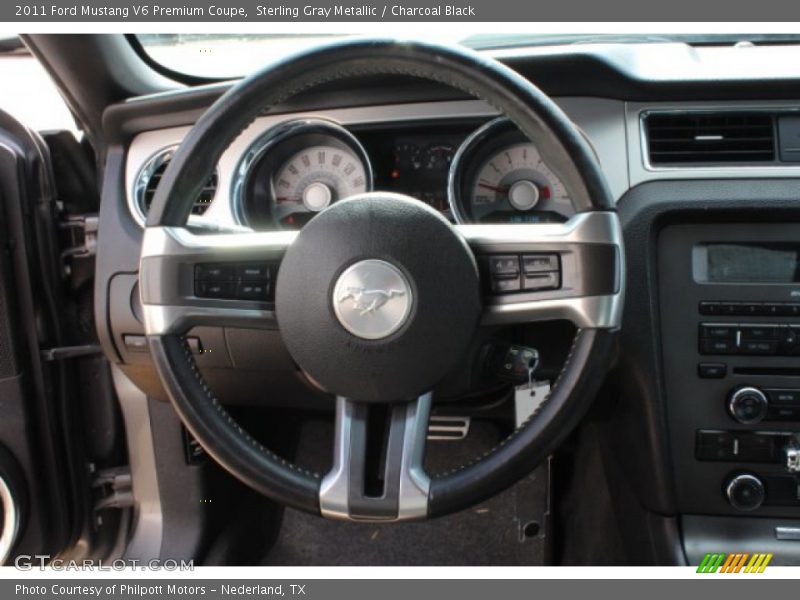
[337,287,406,315]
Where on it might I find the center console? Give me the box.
[659,222,800,520]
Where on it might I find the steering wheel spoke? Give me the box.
[320,394,432,521]
[458,211,624,329]
[139,226,296,334]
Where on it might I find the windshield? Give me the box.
[136,33,800,80]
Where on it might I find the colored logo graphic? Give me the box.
[697,553,773,573]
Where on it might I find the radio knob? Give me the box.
[725,473,765,511]
[728,386,769,425]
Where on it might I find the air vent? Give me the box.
[133,148,218,222]
[646,112,776,165]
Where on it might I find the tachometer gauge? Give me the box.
[234,119,372,230]
[448,119,576,224]
[272,145,368,226]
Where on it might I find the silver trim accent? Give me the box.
[318,396,354,520]
[0,474,19,565]
[727,386,769,425]
[456,210,620,247]
[319,394,431,522]
[725,473,765,512]
[639,107,789,173]
[784,434,800,474]
[397,393,432,520]
[129,146,219,227]
[481,294,621,330]
[231,118,374,227]
[143,305,276,337]
[628,102,800,187]
[447,117,508,224]
[126,100,498,230]
[447,116,599,222]
[140,226,294,335]
[776,527,800,541]
[427,415,471,441]
[332,259,413,340]
[112,366,163,561]
[458,211,625,329]
[127,97,631,224]
[140,210,624,334]
[140,225,297,259]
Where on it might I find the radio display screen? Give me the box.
[702,243,800,283]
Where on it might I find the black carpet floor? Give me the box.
[262,418,549,566]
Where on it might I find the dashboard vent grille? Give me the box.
[646,113,776,165]
[135,149,218,220]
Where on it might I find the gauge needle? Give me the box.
[276,197,301,204]
[477,181,509,193]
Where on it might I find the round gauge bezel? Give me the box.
[131,145,220,227]
[233,118,373,229]
[447,117,576,224]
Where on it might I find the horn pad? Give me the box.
[275,193,482,403]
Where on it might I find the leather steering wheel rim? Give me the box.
[142,38,621,519]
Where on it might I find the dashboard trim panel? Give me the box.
[125,97,630,231]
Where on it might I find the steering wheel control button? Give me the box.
[488,255,520,278]
[486,253,560,294]
[276,193,481,403]
[523,271,560,291]
[726,473,766,511]
[195,263,235,280]
[237,263,271,280]
[492,276,521,293]
[332,259,413,340]
[195,280,235,299]
[194,261,275,301]
[522,254,559,274]
[728,386,770,425]
[236,281,269,301]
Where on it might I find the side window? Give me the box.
[0,36,79,134]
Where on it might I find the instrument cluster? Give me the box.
[235,117,576,230]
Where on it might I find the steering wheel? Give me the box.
[139,38,624,521]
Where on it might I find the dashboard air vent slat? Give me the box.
[135,150,218,221]
[646,113,776,165]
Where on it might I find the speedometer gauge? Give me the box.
[234,119,372,230]
[471,143,570,221]
[448,119,577,224]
